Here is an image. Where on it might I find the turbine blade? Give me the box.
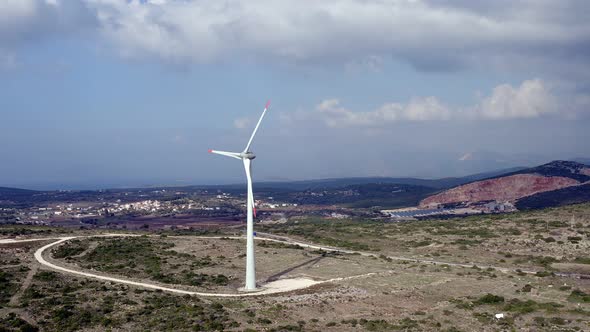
[209,149,242,160]
[243,100,270,153]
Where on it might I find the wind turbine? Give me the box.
[209,100,270,291]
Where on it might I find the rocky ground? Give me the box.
[0,204,588,331]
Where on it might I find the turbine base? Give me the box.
[238,285,264,293]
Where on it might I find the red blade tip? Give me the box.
[208,149,213,153]
[265,100,271,109]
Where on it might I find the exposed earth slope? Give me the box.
[420,161,590,209]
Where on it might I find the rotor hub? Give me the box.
[242,152,256,160]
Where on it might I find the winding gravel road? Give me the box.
[1,233,585,297]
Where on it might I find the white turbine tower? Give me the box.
[209,100,270,291]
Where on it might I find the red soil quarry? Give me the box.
[420,174,579,207]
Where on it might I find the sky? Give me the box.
[1,0,589,190]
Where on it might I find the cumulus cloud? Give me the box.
[0,0,96,54]
[233,117,252,129]
[316,97,450,128]
[1,0,589,77]
[475,79,557,119]
[82,0,590,75]
[312,79,565,128]
[87,0,587,66]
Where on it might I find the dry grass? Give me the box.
[0,204,589,331]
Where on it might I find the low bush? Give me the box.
[473,294,505,305]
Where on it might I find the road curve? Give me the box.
[1,233,584,297]
[33,235,326,297]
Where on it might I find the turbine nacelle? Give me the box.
[208,150,255,160]
[242,152,256,160]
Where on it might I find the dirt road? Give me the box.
[1,233,585,297]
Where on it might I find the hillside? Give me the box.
[497,160,590,182]
[420,161,590,209]
[0,187,38,200]
[196,166,526,192]
[516,182,590,210]
[286,183,438,209]
[193,168,526,209]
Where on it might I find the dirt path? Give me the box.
[70,240,99,258]
[0,238,60,244]
[34,236,323,297]
[3,308,37,327]
[8,263,38,307]
[2,233,585,298]
[0,240,42,326]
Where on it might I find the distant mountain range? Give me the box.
[0,165,528,209]
[0,187,38,200]
[2,159,589,211]
[453,150,546,176]
[198,166,527,192]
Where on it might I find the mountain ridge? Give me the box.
[419,160,590,209]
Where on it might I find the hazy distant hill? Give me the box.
[571,157,590,166]
[188,167,528,209]
[0,166,528,210]
[2,163,577,210]
[420,161,590,209]
[286,183,438,209]
[256,177,461,190]
[451,150,545,176]
[0,187,38,200]
[211,166,527,192]
[498,160,590,182]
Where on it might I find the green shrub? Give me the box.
[34,271,58,282]
[53,240,89,259]
[474,294,505,305]
[535,270,553,277]
[0,313,39,332]
[502,299,562,315]
[549,317,566,325]
[360,319,393,331]
[341,318,358,326]
[257,318,272,324]
[568,289,590,303]
[573,256,590,264]
[567,236,582,243]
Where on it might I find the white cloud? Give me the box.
[0,0,589,78]
[312,79,567,128]
[78,0,590,76]
[389,97,451,121]
[0,1,43,43]
[317,97,450,128]
[233,117,252,129]
[0,1,96,50]
[475,79,557,119]
[345,55,384,73]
